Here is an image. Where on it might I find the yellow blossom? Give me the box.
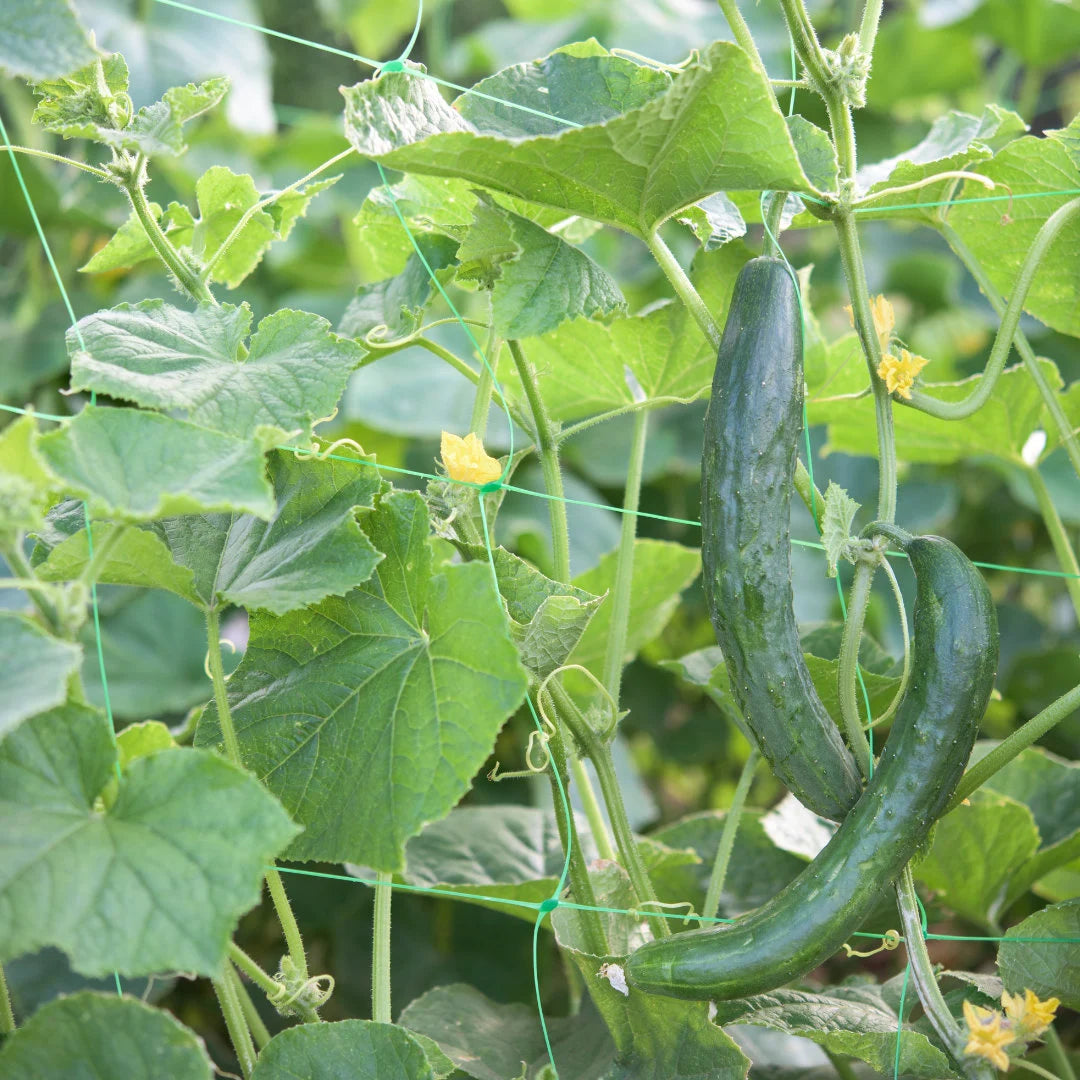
[845,294,895,353]
[1001,989,1059,1037]
[440,431,502,485]
[963,999,1016,1071]
[877,349,930,400]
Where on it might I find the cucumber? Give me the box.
[701,256,862,822]
[626,528,998,1001]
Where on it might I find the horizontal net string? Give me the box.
[2,399,1077,583]
[271,866,1080,945]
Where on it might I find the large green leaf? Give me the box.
[251,1020,434,1080]
[456,196,624,338]
[196,490,528,869]
[341,42,811,237]
[569,539,701,680]
[0,613,81,738]
[914,790,1040,930]
[998,899,1080,1010]
[946,129,1080,338]
[37,406,274,520]
[502,242,751,423]
[0,0,95,81]
[68,302,364,442]
[401,982,615,1080]
[712,987,957,1079]
[0,992,213,1080]
[37,451,384,615]
[0,705,299,976]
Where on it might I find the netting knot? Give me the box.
[539,897,560,914]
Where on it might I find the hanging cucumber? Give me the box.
[701,256,861,822]
[627,527,998,1001]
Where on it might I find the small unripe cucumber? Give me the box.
[701,256,861,822]
[627,528,998,1001]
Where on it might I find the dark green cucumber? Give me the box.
[627,529,998,1001]
[702,257,861,822]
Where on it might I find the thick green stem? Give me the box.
[227,963,271,1051]
[124,162,215,304]
[601,410,648,704]
[207,613,310,984]
[0,961,15,1033]
[469,329,498,438]
[544,727,608,956]
[590,740,669,938]
[206,608,242,766]
[509,339,570,582]
[778,0,831,88]
[1028,465,1080,623]
[717,0,767,74]
[372,871,392,1024]
[908,200,1080,426]
[570,756,618,862]
[857,0,884,55]
[701,749,759,925]
[228,943,282,1002]
[935,219,1080,481]
[948,681,1080,811]
[213,972,256,1079]
[838,560,875,779]
[762,192,787,255]
[834,211,897,522]
[645,229,721,349]
[1045,1027,1076,1080]
[3,541,60,633]
[896,869,994,1080]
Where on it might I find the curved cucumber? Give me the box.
[701,256,861,822]
[627,530,998,1001]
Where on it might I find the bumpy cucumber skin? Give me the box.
[701,257,862,822]
[627,534,999,1001]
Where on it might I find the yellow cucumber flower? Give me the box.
[1001,988,1060,1038]
[877,349,930,400]
[845,294,895,353]
[963,999,1016,1071]
[440,431,502,485]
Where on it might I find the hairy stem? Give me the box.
[717,0,767,74]
[935,218,1080,481]
[228,943,282,1002]
[778,0,831,90]
[509,339,570,582]
[372,871,392,1024]
[896,870,993,1080]
[0,145,109,178]
[1028,465,1080,623]
[544,725,608,956]
[834,212,897,522]
[701,749,760,925]
[227,963,271,1051]
[3,541,60,633]
[838,560,876,779]
[857,0,884,55]
[469,325,499,437]
[907,199,1080,425]
[762,192,787,255]
[1045,1027,1077,1080]
[570,756,618,862]
[213,972,256,1078]
[124,159,215,304]
[645,229,720,349]
[601,410,648,704]
[948,681,1080,811]
[0,962,14,1033]
[207,613,310,984]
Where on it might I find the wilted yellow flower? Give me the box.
[440,431,502,485]
[877,349,930,399]
[1001,989,1059,1038]
[963,999,1015,1071]
[845,294,895,353]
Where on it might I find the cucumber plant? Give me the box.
[1,2,1080,1080]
